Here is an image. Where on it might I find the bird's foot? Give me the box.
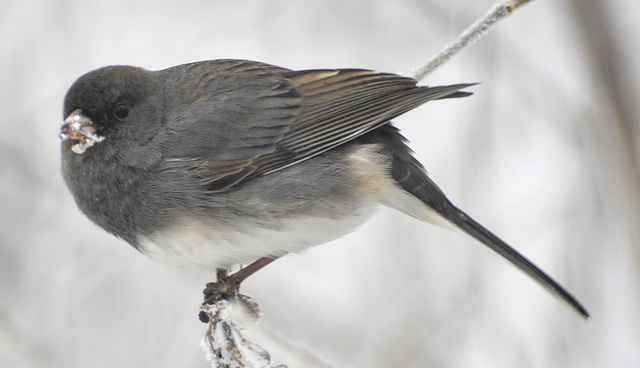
[199,256,280,322]
[203,269,240,304]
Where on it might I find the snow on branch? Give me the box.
[200,298,287,368]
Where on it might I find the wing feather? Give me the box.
[161,60,474,191]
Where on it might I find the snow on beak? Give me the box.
[60,109,104,154]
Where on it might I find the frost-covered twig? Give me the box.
[410,0,535,81]
[200,297,287,368]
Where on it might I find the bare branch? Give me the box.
[410,0,535,81]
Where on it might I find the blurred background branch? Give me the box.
[568,0,640,265]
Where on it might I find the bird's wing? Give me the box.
[162,59,473,191]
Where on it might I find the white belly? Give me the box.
[136,202,378,271]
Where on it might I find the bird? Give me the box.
[60,58,588,318]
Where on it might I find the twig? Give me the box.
[200,298,287,368]
[410,0,536,81]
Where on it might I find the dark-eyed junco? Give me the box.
[60,59,588,318]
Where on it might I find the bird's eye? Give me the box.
[113,103,129,120]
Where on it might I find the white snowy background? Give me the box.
[2,0,639,367]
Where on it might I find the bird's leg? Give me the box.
[202,256,281,305]
[200,256,280,322]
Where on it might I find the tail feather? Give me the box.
[438,202,590,318]
[369,125,589,318]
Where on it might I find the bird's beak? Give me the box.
[60,109,104,154]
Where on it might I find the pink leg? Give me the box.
[202,256,281,304]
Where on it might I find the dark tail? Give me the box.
[438,201,590,318]
[374,125,589,318]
